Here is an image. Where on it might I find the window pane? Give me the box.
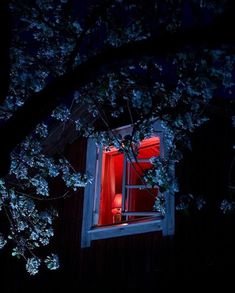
[137,137,160,159]
[126,188,158,212]
[127,161,153,185]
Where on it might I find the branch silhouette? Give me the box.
[0,3,234,177]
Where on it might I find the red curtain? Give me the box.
[98,150,124,225]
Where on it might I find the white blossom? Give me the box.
[220,199,234,214]
[0,234,7,249]
[35,123,48,138]
[51,105,71,122]
[45,253,60,270]
[26,258,41,275]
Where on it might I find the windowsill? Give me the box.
[88,217,163,241]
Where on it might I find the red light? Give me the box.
[112,193,122,209]
[111,194,122,223]
[139,136,160,147]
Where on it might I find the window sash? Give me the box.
[121,148,159,217]
[97,127,163,222]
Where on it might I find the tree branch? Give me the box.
[0,7,234,177]
[0,1,11,104]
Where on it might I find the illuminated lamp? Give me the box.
[111,193,122,223]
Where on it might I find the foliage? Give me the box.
[0,0,234,274]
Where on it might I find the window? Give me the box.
[99,136,160,226]
[81,123,174,247]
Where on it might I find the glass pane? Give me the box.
[127,161,153,185]
[137,137,160,159]
[126,188,158,212]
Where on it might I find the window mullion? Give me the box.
[123,155,158,216]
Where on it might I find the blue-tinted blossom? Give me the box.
[0,234,7,249]
[51,105,71,122]
[45,253,60,270]
[220,199,234,214]
[154,194,165,216]
[26,258,41,275]
[35,123,48,138]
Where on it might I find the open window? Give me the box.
[99,137,161,226]
[81,123,174,247]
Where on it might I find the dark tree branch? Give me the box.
[0,6,234,177]
[0,1,11,104]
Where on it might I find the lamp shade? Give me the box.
[112,193,122,209]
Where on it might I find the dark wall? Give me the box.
[175,101,235,288]
[177,101,234,210]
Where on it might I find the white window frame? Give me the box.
[81,121,175,247]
